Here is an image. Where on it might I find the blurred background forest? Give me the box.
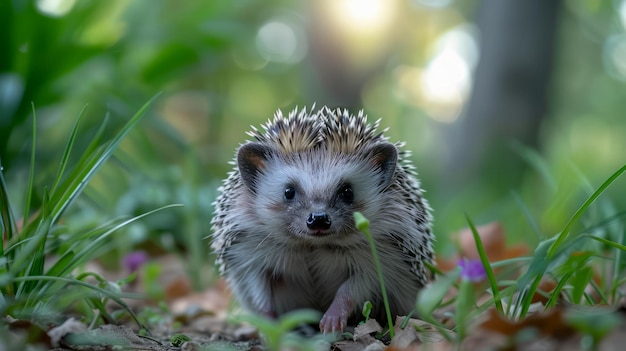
[1,0,625,290]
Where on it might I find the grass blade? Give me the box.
[22,103,37,233]
[49,93,161,225]
[511,141,557,191]
[548,164,626,258]
[51,105,88,194]
[354,211,395,338]
[586,235,626,252]
[0,164,17,261]
[511,191,543,240]
[12,275,146,329]
[65,204,182,274]
[464,214,504,314]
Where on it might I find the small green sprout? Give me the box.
[170,333,192,347]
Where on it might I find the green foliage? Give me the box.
[169,333,192,347]
[415,163,626,346]
[233,310,322,351]
[416,269,457,341]
[361,301,372,322]
[464,215,504,314]
[0,96,175,327]
[566,308,622,350]
[0,1,111,161]
[513,164,626,318]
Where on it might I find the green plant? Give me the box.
[233,310,322,351]
[512,164,626,317]
[417,163,626,347]
[0,94,178,328]
[354,211,395,338]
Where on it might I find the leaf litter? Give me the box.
[6,221,626,350]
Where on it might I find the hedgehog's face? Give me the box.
[236,142,398,244]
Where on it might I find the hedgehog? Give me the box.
[210,106,433,333]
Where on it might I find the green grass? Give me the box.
[234,310,322,350]
[450,163,626,345]
[0,94,182,330]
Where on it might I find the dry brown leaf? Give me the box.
[354,319,383,340]
[390,320,420,348]
[480,308,574,339]
[457,222,505,261]
[333,337,385,351]
[532,278,557,304]
[166,275,193,301]
[47,317,87,347]
[171,278,231,319]
[392,317,453,346]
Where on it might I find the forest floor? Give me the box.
[6,223,626,350]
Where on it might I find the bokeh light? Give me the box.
[36,0,76,17]
[331,0,395,34]
[419,25,478,122]
[603,35,626,81]
[318,0,398,69]
[256,20,307,64]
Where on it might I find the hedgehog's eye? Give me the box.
[284,185,296,200]
[338,183,353,203]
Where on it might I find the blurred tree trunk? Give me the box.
[443,0,561,196]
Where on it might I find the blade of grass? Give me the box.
[65,204,183,274]
[548,164,626,258]
[49,94,161,226]
[611,226,625,303]
[354,211,395,338]
[51,105,88,194]
[44,251,75,277]
[571,266,593,304]
[25,188,51,280]
[13,222,52,296]
[12,275,146,329]
[513,236,552,317]
[464,214,504,314]
[47,113,109,209]
[544,271,572,309]
[415,269,459,341]
[510,141,557,191]
[0,164,17,264]
[586,235,626,251]
[22,103,37,235]
[510,191,543,240]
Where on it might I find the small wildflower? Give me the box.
[123,251,149,272]
[458,258,487,282]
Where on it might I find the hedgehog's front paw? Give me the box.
[319,307,348,334]
[319,290,353,333]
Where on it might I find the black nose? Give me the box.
[306,212,331,231]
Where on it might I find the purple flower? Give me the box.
[123,251,149,272]
[458,258,487,282]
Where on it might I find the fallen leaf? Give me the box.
[47,317,87,348]
[166,275,193,301]
[354,319,383,340]
[458,222,505,261]
[480,308,574,339]
[60,324,161,349]
[392,317,454,345]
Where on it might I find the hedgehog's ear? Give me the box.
[366,142,398,188]
[237,142,273,192]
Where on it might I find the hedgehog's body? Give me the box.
[211,106,433,332]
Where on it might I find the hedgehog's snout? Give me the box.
[306,211,332,232]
